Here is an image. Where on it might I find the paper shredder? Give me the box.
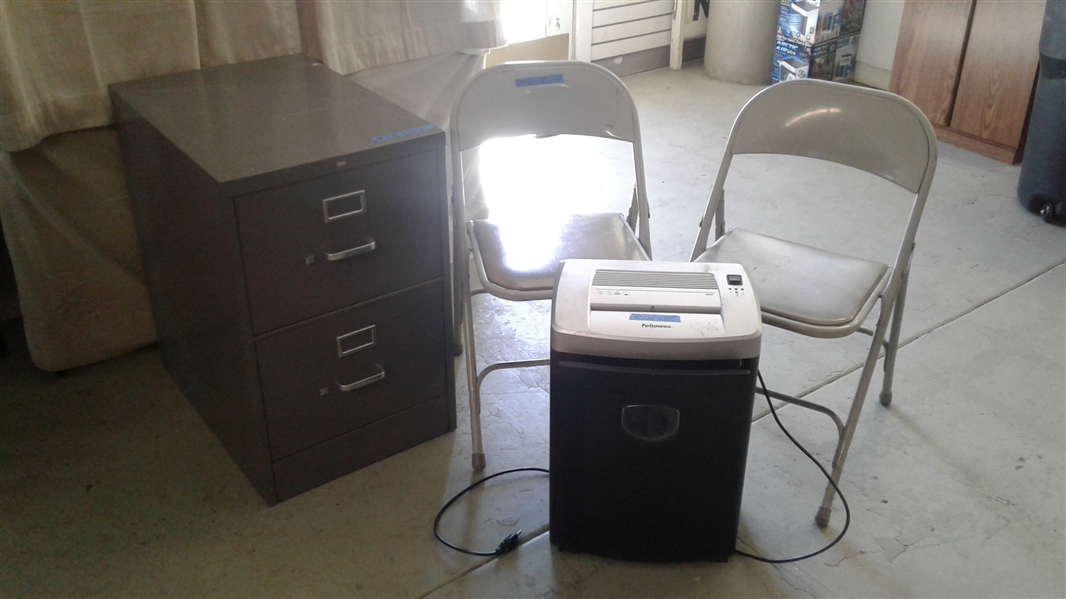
[549,260,762,562]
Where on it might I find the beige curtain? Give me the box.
[0,0,505,152]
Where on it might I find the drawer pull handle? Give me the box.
[325,239,376,261]
[338,367,386,392]
[322,190,366,223]
[337,325,376,357]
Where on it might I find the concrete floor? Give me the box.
[2,63,1064,598]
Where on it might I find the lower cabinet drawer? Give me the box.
[272,395,451,502]
[255,281,448,460]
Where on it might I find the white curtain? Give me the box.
[0,0,505,152]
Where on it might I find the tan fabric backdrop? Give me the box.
[0,0,505,152]
[0,0,504,371]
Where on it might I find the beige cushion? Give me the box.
[1,127,157,371]
[470,213,649,295]
[696,228,889,332]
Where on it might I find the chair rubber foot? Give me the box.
[879,392,893,407]
[472,453,486,471]
[815,506,832,528]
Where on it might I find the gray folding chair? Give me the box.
[451,61,652,470]
[690,79,937,526]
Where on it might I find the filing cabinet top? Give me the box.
[110,54,442,194]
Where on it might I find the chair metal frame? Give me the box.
[690,79,938,526]
[450,61,652,470]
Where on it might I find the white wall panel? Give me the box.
[592,0,673,27]
[590,30,672,61]
[591,14,673,44]
[577,0,675,64]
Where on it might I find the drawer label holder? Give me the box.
[322,190,367,223]
[337,324,376,358]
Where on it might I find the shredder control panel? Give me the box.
[551,259,761,361]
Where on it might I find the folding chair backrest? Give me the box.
[451,61,641,152]
[450,60,651,253]
[726,79,936,195]
[693,79,938,262]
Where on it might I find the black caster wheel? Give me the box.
[1039,202,1056,223]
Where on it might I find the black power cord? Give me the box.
[433,371,850,562]
[733,371,851,563]
[433,467,549,557]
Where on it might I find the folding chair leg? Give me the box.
[461,283,486,471]
[880,267,910,407]
[814,301,895,527]
[815,456,846,528]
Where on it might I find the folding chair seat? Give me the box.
[690,79,938,526]
[451,61,652,470]
[469,214,648,297]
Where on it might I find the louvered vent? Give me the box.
[592,270,719,290]
[590,0,674,62]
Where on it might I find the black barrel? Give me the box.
[1018,0,1066,223]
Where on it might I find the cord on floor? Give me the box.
[433,467,549,557]
[733,370,851,563]
[433,371,850,563]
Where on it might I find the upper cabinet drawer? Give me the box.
[236,150,443,334]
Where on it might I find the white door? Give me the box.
[669,0,709,69]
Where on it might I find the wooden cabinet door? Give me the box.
[950,0,1044,148]
[890,0,975,126]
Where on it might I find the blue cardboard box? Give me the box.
[832,34,860,82]
[840,0,866,36]
[778,0,844,44]
[778,0,865,43]
[771,33,860,84]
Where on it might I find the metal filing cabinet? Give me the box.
[110,54,455,505]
